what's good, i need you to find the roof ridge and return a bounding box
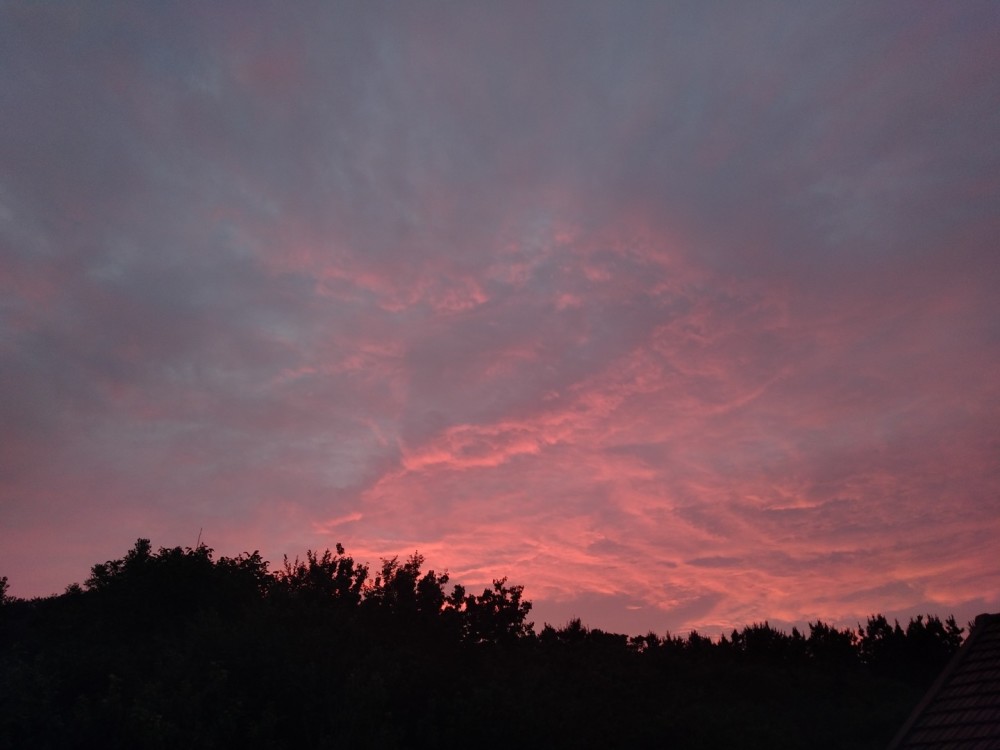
[887,612,1000,749]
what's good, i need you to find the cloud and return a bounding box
[1,1,998,636]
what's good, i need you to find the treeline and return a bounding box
[0,540,968,749]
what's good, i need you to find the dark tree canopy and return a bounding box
[0,539,966,749]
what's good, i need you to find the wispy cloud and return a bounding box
[1,1,997,634]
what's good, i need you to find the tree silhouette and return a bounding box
[0,537,970,749]
[463,577,533,645]
[275,544,367,606]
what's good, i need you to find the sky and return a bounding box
[1,1,998,637]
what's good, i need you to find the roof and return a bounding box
[888,613,1000,749]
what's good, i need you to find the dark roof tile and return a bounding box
[890,614,1000,749]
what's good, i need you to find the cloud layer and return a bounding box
[2,1,998,634]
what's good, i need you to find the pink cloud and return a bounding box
[2,2,997,641]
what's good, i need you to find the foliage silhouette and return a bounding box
[0,538,967,749]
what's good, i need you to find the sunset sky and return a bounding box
[2,2,998,636]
